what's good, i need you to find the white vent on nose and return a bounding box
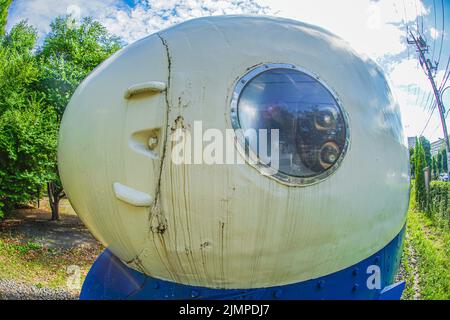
[113,182,153,207]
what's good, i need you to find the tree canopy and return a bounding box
[0,15,122,218]
[0,0,12,35]
[0,22,39,114]
[38,16,122,118]
[0,21,57,216]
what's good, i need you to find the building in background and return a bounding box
[430,138,446,156]
[407,136,416,150]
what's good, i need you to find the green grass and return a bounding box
[400,231,416,300]
[0,237,100,291]
[400,184,450,300]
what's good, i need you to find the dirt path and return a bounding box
[406,236,421,300]
[0,199,102,299]
[0,199,99,250]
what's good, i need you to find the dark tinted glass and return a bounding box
[237,68,347,178]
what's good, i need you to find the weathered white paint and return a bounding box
[124,81,167,99]
[58,15,410,289]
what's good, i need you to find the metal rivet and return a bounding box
[191,290,199,298]
[148,136,158,150]
[317,280,325,289]
[352,284,359,292]
[374,256,380,264]
[273,289,282,299]
[352,268,359,276]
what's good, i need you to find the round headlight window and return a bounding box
[230,64,349,185]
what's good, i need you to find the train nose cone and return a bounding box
[58,15,409,289]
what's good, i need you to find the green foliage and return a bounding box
[414,138,427,210]
[0,22,40,114]
[0,22,55,218]
[0,0,12,35]
[440,148,448,173]
[409,147,415,177]
[14,241,43,254]
[37,15,122,117]
[38,56,85,119]
[437,150,443,174]
[0,104,58,217]
[401,182,450,300]
[0,15,121,219]
[419,136,432,168]
[427,181,449,229]
[432,156,438,179]
[405,206,450,300]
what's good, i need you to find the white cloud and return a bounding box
[7,0,447,141]
[388,58,449,141]
[388,59,431,92]
[99,0,269,44]
[258,0,428,61]
[7,0,269,44]
[6,0,121,38]
[430,27,439,40]
[6,0,420,59]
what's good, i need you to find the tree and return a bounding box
[0,22,56,218]
[409,147,415,177]
[0,104,58,217]
[440,148,448,173]
[0,15,122,220]
[0,22,40,114]
[36,15,122,219]
[414,138,427,210]
[38,16,122,117]
[419,136,432,169]
[437,151,443,174]
[432,156,438,180]
[0,0,12,35]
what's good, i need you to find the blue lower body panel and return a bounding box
[80,225,406,300]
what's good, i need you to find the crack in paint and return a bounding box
[125,33,172,269]
[147,32,173,235]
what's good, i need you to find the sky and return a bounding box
[6,0,450,143]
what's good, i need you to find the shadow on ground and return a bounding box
[0,199,99,250]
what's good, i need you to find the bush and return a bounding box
[0,104,58,217]
[414,138,427,210]
[427,181,450,229]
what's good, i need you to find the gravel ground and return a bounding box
[0,279,77,300]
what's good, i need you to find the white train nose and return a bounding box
[58,15,409,289]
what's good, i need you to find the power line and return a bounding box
[408,30,450,174]
[431,0,437,62]
[435,0,445,69]
[424,91,434,111]
[431,107,450,136]
[420,100,437,136]
[439,56,450,90]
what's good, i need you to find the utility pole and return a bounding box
[408,30,450,176]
